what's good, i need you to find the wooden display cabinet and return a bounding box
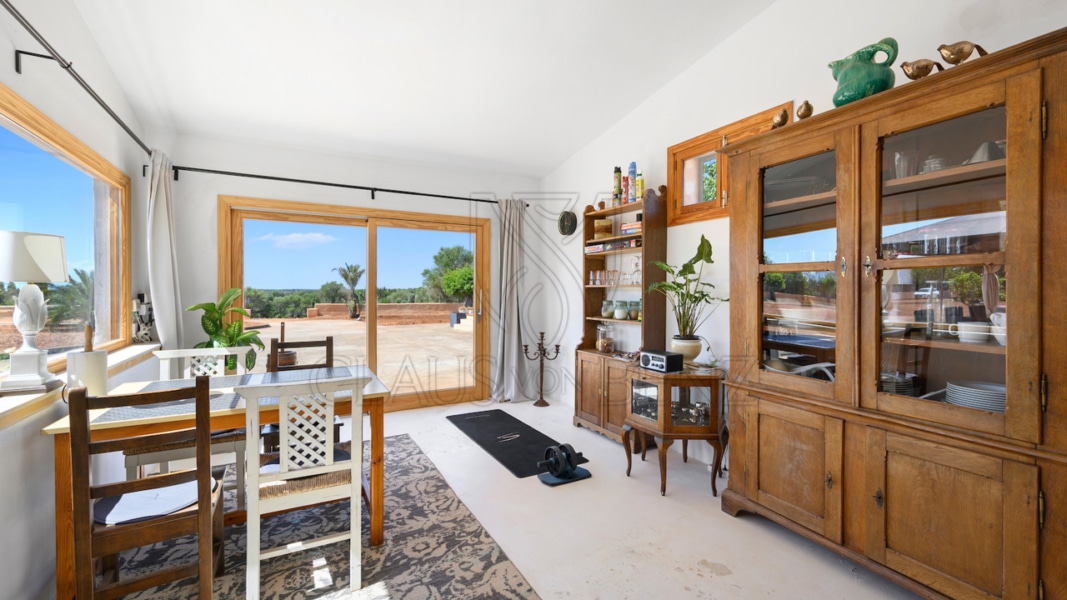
[722,27,1067,599]
[574,191,666,442]
[621,367,723,496]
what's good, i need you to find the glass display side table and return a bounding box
[621,367,723,496]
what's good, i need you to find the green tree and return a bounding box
[318,281,347,304]
[441,265,474,305]
[0,281,17,305]
[421,246,473,302]
[333,263,365,317]
[46,269,93,331]
[702,157,717,203]
[949,270,983,306]
[244,287,270,318]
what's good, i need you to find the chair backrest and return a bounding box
[68,376,215,599]
[267,336,334,372]
[236,375,369,475]
[155,346,252,380]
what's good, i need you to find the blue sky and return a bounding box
[244,220,473,289]
[0,126,94,276]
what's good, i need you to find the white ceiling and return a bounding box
[71,1,773,178]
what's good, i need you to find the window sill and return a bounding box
[0,343,159,430]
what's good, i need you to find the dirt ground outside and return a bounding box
[244,317,476,399]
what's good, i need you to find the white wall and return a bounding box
[537,0,1067,462]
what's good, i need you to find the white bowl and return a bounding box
[992,325,1007,345]
[957,322,990,344]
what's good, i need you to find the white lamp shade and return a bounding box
[0,230,67,283]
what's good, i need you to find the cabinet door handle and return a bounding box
[840,256,846,276]
[825,472,833,489]
[864,256,872,278]
[873,488,884,508]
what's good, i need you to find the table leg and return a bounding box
[640,431,648,461]
[369,400,384,546]
[622,425,633,476]
[707,439,724,497]
[682,439,689,463]
[657,437,673,496]
[54,433,75,600]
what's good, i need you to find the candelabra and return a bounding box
[523,331,560,407]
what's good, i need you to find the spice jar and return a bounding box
[601,300,614,318]
[596,323,614,353]
[629,300,641,320]
[614,300,629,320]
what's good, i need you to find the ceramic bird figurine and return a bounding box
[796,100,813,120]
[938,41,988,65]
[901,59,944,80]
[771,108,789,129]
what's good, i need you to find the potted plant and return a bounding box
[648,234,728,362]
[186,287,264,371]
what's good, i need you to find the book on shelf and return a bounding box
[585,239,642,254]
[620,221,642,231]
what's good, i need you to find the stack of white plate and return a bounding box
[879,372,916,396]
[945,381,1006,413]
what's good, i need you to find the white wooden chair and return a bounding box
[236,375,369,600]
[123,347,255,510]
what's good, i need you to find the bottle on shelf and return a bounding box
[613,166,622,205]
[628,162,637,203]
[636,172,645,201]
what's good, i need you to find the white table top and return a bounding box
[42,366,388,436]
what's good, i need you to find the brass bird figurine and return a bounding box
[796,100,813,120]
[901,59,944,80]
[937,41,988,65]
[771,108,789,129]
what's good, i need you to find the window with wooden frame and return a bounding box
[667,102,793,225]
[0,83,131,381]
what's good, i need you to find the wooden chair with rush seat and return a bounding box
[68,376,224,599]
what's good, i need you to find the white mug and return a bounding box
[990,312,1006,327]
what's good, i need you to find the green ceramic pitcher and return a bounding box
[829,37,898,107]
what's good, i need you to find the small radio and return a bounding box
[639,350,683,373]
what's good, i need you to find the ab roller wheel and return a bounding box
[536,443,592,486]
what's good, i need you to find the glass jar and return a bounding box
[629,300,641,320]
[614,300,628,320]
[601,300,614,318]
[596,323,614,353]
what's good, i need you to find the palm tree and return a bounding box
[333,263,365,318]
[47,268,94,331]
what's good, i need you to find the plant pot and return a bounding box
[670,336,702,363]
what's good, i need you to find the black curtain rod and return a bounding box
[1,0,152,155]
[172,165,504,205]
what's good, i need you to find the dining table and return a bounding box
[42,365,390,600]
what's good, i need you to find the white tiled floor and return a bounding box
[375,400,921,600]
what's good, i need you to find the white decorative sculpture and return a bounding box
[1,231,68,394]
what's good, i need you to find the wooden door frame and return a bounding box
[217,195,491,409]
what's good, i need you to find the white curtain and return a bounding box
[491,198,527,402]
[147,150,184,349]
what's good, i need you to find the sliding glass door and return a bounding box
[219,196,491,409]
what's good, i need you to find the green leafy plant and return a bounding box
[648,234,728,339]
[186,287,264,370]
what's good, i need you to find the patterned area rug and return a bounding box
[121,434,539,599]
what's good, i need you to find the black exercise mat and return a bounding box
[447,409,587,478]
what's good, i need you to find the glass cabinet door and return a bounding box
[757,129,855,403]
[867,73,1042,442]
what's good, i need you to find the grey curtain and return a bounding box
[491,198,527,402]
[147,150,184,349]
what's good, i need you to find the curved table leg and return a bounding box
[622,425,633,476]
[707,439,724,497]
[657,437,674,496]
[640,431,648,461]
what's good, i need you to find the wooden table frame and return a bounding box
[43,369,388,600]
